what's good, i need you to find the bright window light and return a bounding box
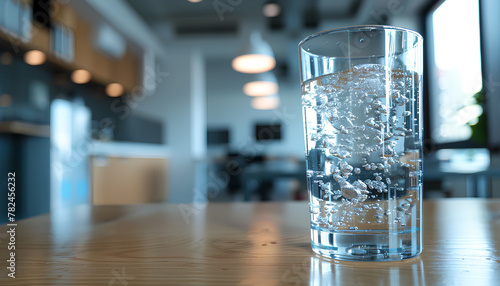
[430,0,482,143]
[51,99,72,154]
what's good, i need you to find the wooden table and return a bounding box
[1,199,500,285]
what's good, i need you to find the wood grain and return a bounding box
[1,199,499,285]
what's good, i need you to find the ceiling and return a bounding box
[125,0,435,74]
[126,0,364,35]
[126,0,275,20]
[125,0,434,30]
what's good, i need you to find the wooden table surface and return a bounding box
[1,199,500,285]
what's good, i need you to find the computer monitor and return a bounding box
[207,128,229,146]
[255,123,282,141]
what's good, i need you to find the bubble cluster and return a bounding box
[303,64,422,231]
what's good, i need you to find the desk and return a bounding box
[1,199,500,285]
[424,150,500,198]
[241,161,306,201]
[424,165,500,198]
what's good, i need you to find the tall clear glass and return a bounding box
[299,26,423,261]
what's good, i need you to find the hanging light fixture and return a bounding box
[71,69,92,84]
[243,72,279,97]
[24,50,46,66]
[263,1,281,17]
[251,94,280,110]
[232,31,276,74]
[106,83,124,97]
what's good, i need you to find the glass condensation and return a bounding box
[299,26,423,261]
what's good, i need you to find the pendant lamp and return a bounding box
[232,31,276,74]
[243,72,279,97]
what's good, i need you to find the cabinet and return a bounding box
[91,156,168,205]
[0,0,140,92]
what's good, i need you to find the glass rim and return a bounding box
[298,25,423,49]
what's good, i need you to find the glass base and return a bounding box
[310,226,421,261]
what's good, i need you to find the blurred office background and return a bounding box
[0,0,499,223]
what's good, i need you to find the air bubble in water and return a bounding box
[353,180,368,192]
[303,63,420,229]
[340,162,354,176]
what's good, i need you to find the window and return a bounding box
[427,0,483,144]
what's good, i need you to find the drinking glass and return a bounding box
[299,25,423,261]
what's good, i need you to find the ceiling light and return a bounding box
[244,81,279,97]
[243,72,279,96]
[106,83,124,97]
[251,95,280,110]
[263,3,281,17]
[232,31,276,74]
[24,50,46,66]
[71,69,92,84]
[187,0,202,2]
[232,55,275,74]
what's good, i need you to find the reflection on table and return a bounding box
[425,149,500,198]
